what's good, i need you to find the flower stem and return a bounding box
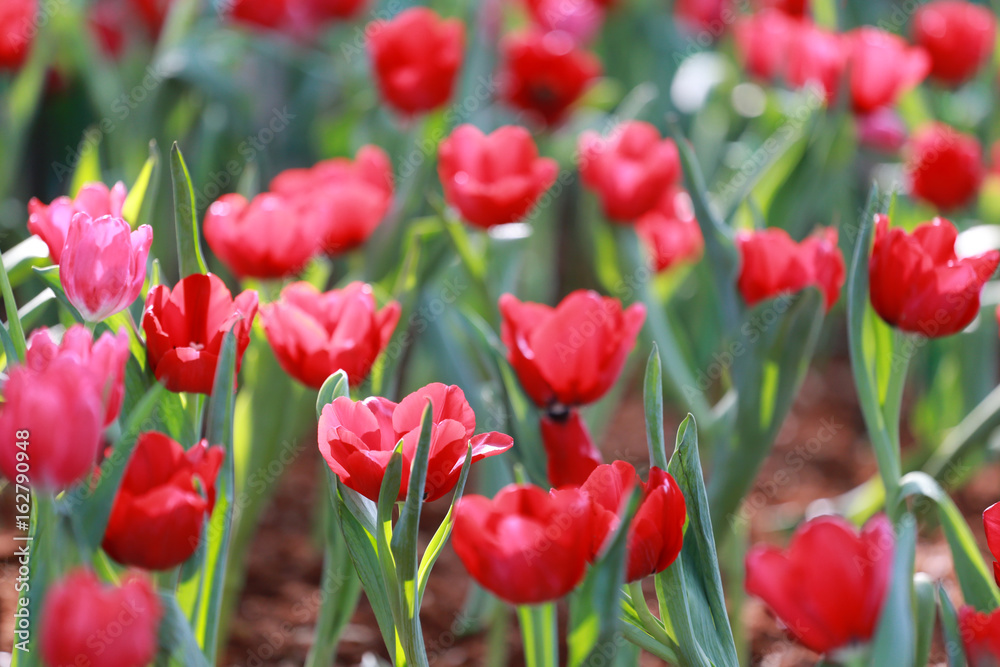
[516,603,558,667]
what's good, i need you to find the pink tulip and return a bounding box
[27,181,127,263]
[60,213,152,322]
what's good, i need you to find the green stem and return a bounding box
[516,603,558,667]
[925,380,1000,482]
[627,582,674,647]
[620,621,681,663]
[0,248,27,361]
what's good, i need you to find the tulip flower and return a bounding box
[270,146,393,254]
[367,8,465,115]
[856,107,908,154]
[636,188,704,273]
[142,273,259,394]
[60,213,152,322]
[674,0,731,35]
[578,121,681,222]
[869,214,999,337]
[437,125,558,229]
[913,1,996,87]
[906,122,984,211]
[306,0,367,21]
[318,383,513,502]
[846,27,930,114]
[523,0,606,43]
[0,327,129,491]
[129,0,171,35]
[984,502,1000,586]
[757,0,808,17]
[959,606,1000,666]
[737,227,845,312]
[40,569,161,667]
[0,0,37,69]
[499,30,602,126]
[452,484,593,604]
[499,291,646,410]
[204,192,325,279]
[102,432,224,570]
[24,325,129,427]
[260,281,401,388]
[745,514,894,654]
[785,22,846,102]
[27,181,128,263]
[540,409,603,488]
[226,0,288,28]
[734,10,798,83]
[581,461,687,582]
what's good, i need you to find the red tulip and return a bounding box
[204,192,324,279]
[984,502,1000,586]
[540,409,603,488]
[437,124,558,229]
[785,22,846,101]
[128,0,172,35]
[734,10,798,83]
[27,181,128,264]
[499,291,646,409]
[674,0,731,35]
[142,273,259,394]
[959,606,1000,666]
[304,0,368,21]
[452,484,592,604]
[636,188,704,273]
[737,227,845,312]
[0,0,37,69]
[260,281,401,388]
[913,1,996,87]
[367,8,465,115]
[270,146,393,254]
[103,433,224,570]
[499,30,602,126]
[24,325,129,427]
[906,122,984,211]
[581,461,687,582]
[227,0,288,28]
[89,0,128,58]
[746,514,894,654]
[578,121,681,222]
[318,383,513,502]
[846,27,930,114]
[523,0,606,43]
[856,107,908,154]
[869,214,999,337]
[756,0,808,17]
[60,213,152,322]
[0,326,128,490]
[40,569,161,667]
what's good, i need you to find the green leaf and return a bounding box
[170,143,208,278]
[417,443,472,601]
[643,344,669,469]
[0,246,27,361]
[316,370,351,417]
[122,141,161,228]
[897,472,1000,611]
[376,442,405,655]
[658,416,739,667]
[913,574,936,667]
[4,236,49,288]
[938,584,968,667]
[69,129,102,197]
[869,514,916,667]
[157,594,211,667]
[32,265,84,322]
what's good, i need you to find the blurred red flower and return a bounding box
[0,0,37,69]
[959,606,1000,666]
[984,502,1000,585]
[499,290,646,409]
[913,0,996,87]
[578,121,681,222]
[142,273,259,394]
[746,514,894,654]
[845,27,930,113]
[906,122,984,211]
[438,124,558,228]
[368,8,465,116]
[270,146,393,254]
[261,281,400,388]
[204,192,325,279]
[581,461,687,582]
[28,181,128,263]
[129,0,172,35]
[41,569,161,667]
[636,188,704,273]
[499,30,601,126]
[452,484,592,604]
[227,0,290,29]
[869,214,999,337]
[540,409,603,488]
[305,0,368,21]
[318,383,513,502]
[103,432,224,570]
[61,213,152,322]
[736,227,845,312]
[523,0,606,43]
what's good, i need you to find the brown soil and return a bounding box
[1,360,996,666]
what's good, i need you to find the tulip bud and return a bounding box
[367,8,465,116]
[452,484,593,604]
[745,514,894,654]
[0,0,38,70]
[984,502,1000,586]
[846,27,930,113]
[40,569,161,667]
[636,188,704,273]
[260,281,400,388]
[906,122,984,211]
[27,181,128,263]
[438,125,558,229]
[913,0,996,88]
